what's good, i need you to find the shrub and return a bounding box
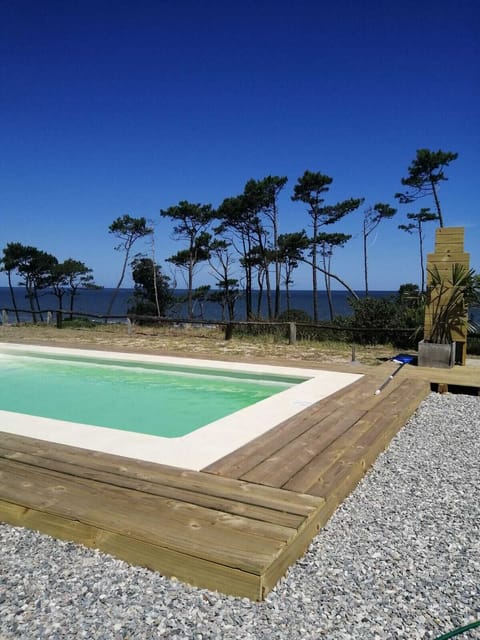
[277,309,312,323]
[231,321,287,342]
[344,296,417,347]
[61,317,98,329]
[467,332,480,355]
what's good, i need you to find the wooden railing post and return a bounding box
[288,322,296,345]
[225,322,234,341]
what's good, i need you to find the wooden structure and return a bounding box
[0,363,434,600]
[424,227,470,364]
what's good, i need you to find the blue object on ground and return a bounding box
[374,354,415,395]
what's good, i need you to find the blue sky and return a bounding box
[1,0,478,291]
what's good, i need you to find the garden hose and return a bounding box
[433,619,480,640]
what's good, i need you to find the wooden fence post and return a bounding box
[288,322,296,345]
[225,323,234,341]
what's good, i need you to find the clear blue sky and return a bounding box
[1,0,478,291]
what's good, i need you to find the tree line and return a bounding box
[0,149,458,323]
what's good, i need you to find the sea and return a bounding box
[1,287,479,324]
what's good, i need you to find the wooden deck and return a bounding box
[1,358,478,600]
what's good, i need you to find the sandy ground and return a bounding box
[0,322,399,367]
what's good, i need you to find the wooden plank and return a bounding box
[260,500,331,598]
[203,376,374,478]
[426,261,469,274]
[204,369,406,481]
[436,226,464,233]
[349,386,428,464]
[429,249,468,257]
[282,378,425,493]
[434,239,465,245]
[0,500,263,600]
[431,240,466,250]
[282,410,384,493]
[0,447,308,530]
[308,379,429,502]
[434,227,465,243]
[307,459,367,522]
[0,455,297,551]
[209,375,413,492]
[239,407,366,487]
[0,432,320,517]
[426,259,469,271]
[451,328,467,341]
[0,458,294,574]
[203,405,337,479]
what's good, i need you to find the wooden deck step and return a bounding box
[241,378,427,491]
[239,405,367,487]
[304,378,430,522]
[204,375,429,510]
[0,433,325,600]
[203,374,376,479]
[0,433,319,519]
[204,368,414,481]
[283,377,429,494]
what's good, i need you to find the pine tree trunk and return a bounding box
[363,224,369,296]
[430,178,444,227]
[419,222,426,293]
[312,220,319,322]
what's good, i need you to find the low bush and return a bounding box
[61,317,98,329]
[277,309,312,323]
[335,296,420,348]
[467,333,480,355]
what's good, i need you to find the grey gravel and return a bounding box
[1,392,479,639]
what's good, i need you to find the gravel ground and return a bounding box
[1,392,479,640]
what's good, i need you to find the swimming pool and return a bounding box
[0,350,301,437]
[0,344,363,470]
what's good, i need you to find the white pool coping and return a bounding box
[0,343,363,471]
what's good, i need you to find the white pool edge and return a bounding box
[0,343,363,471]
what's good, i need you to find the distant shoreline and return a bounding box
[1,287,478,324]
[0,287,399,323]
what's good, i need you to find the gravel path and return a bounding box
[1,392,479,639]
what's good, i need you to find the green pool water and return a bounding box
[0,351,304,437]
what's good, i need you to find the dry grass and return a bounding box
[0,322,400,367]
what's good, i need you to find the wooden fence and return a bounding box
[1,307,419,347]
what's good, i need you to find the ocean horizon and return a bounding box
[1,286,479,324]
